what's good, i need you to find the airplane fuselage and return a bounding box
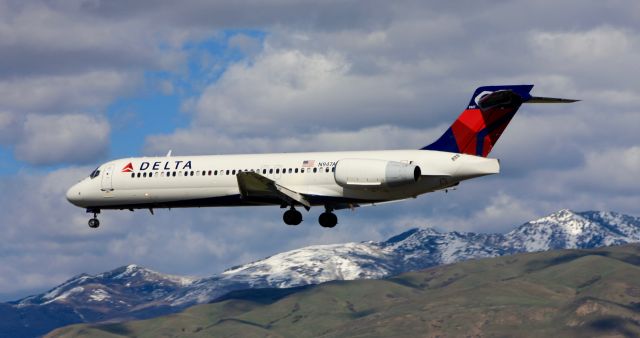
[66,149,498,211]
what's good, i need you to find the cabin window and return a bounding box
[276,169,280,174]
[232,170,236,175]
[269,169,273,174]
[263,169,267,174]
[294,168,298,173]
[313,168,317,173]
[143,172,147,178]
[214,170,218,176]
[89,167,100,179]
[332,167,336,172]
[131,173,135,178]
[190,171,195,176]
[325,167,329,173]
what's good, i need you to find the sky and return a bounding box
[0,0,638,300]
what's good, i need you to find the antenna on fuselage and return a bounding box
[166,150,172,157]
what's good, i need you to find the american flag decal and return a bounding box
[302,160,315,167]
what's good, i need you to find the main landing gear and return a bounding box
[282,206,338,228]
[283,207,303,226]
[318,208,338,228]
[87,208,100,228]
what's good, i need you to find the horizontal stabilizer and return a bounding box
[527,96,580,104]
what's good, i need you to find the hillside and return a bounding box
[49,243,640,337]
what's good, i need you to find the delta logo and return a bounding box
[122,162,134,172]
[121,160,193,173]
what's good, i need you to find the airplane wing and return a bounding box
[236,172,311,210]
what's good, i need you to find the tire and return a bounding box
[283,209,302,226]
[88,218,100,228]
[318,212,338,228]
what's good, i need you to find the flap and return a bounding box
[236,172,311,210]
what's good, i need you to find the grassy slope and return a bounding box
[48,244,640,338]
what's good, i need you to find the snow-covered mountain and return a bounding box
[3,209,639,337]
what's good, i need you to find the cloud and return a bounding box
[0,71,139,114]
[529,26,640,89]
[14,114,110,165]
[144,124,443,156]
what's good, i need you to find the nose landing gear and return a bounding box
[87,208,100,228]
[283,207,303,226]
[88,217,100,228]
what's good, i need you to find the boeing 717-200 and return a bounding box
[66,85,576,228]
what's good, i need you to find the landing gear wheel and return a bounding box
[283,208,303,226]
[88,218,100,228]
[318,212,338,228]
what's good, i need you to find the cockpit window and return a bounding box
[89,167,101,179]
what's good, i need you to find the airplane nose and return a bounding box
[66,184,82,206]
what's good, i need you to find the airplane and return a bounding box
[66,85,576,229]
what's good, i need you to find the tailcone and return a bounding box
[454,154,500,179]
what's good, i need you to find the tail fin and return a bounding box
[422,85,577,157]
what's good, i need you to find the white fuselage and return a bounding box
[66,149,499,211]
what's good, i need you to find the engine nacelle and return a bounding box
[334,159,421,188]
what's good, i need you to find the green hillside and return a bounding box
[48,244,640,337]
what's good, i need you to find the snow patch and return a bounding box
[43,287,84,305]
[89,289,111,302]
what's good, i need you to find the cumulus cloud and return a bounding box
[14,114,110,165]
[0,71,139,114]
[145,124,443,156]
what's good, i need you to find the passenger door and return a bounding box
[101,165,114,191]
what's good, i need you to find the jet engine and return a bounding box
[334,159,421,188]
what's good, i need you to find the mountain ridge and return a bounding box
[2,209,639,337]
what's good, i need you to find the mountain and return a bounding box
[0,265,197,338]
[49,243,640,338]
[3,209,640,337]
